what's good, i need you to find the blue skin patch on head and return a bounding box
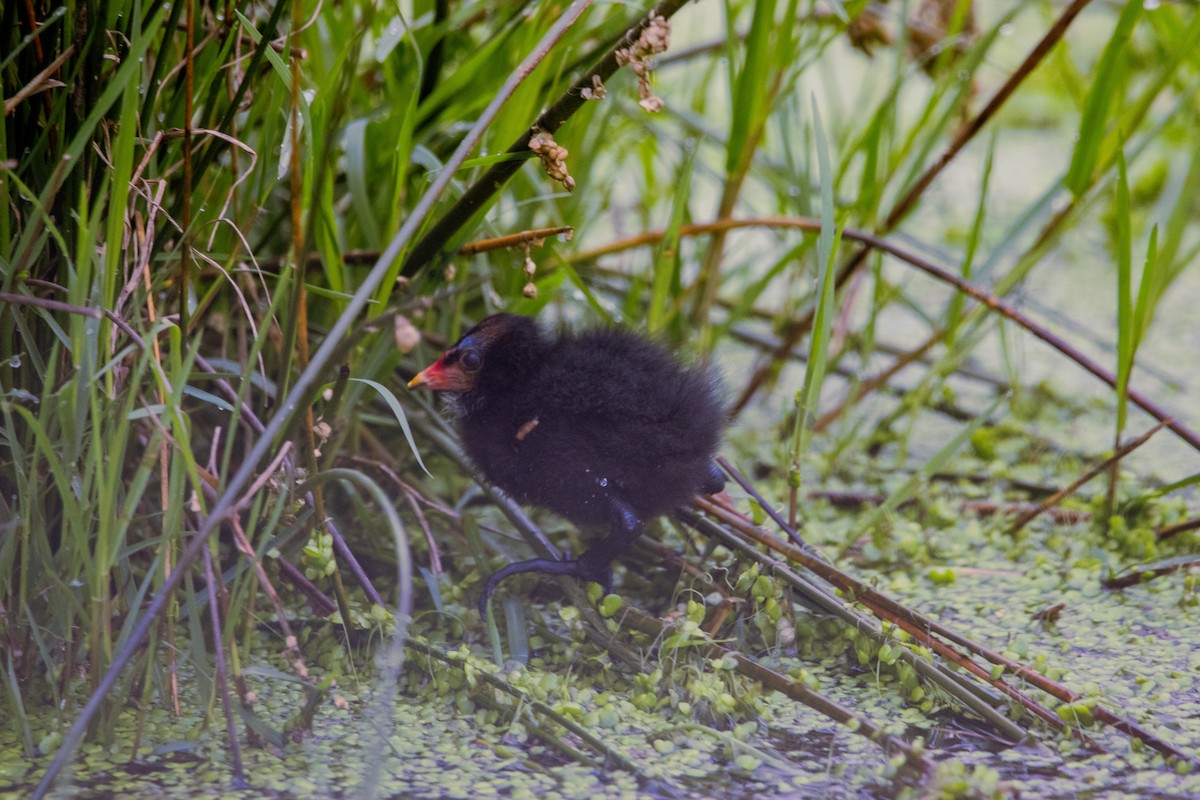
[446,333,485,369]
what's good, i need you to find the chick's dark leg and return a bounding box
[575,497,643,594]
[477,497,642,617]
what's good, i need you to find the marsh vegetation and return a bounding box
[2,0,1199,797]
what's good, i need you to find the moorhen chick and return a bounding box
[408,313,726,614]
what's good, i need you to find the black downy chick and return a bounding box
[408,314,726,614]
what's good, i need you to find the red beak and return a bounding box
[408,356,473,391]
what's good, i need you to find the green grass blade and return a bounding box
[350,378,432,476]
[1065,0,1141,197]
[788,97,840,494]
[1114,148,1133,435]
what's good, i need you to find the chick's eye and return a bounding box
[458,349,483,372]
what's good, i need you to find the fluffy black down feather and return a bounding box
[450,314,726,526]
